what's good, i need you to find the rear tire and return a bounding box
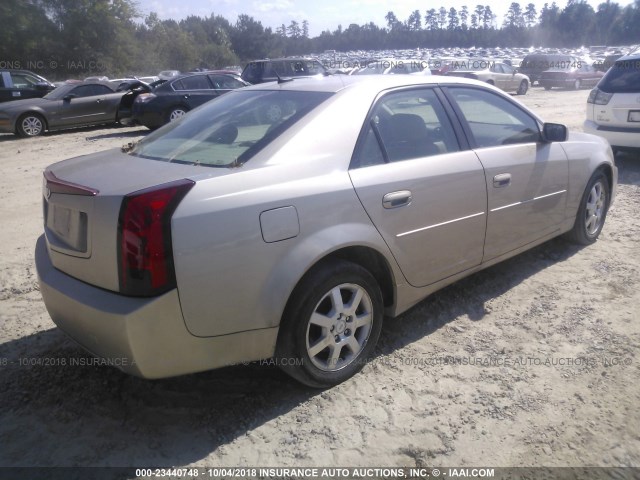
[565,171,610,245]
[276,260,383,388]
[167,107,188,123]
[16,113,45,137]
[517,80,528,95]
[543,84,552,90]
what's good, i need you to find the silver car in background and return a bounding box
[36,75,616,388]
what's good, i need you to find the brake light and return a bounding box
[587,88,613,105]
[118,179,194,296]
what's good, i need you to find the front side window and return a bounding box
[70,85,99,97]
[10,73,39,89]
[130,90,332,168]
[352,88,459,168]
[449,87,541,147]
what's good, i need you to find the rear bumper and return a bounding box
[35,235,278,379]
[131,106,164,129]
[584,120,640,149]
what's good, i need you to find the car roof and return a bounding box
[240,73,498,93]
[168,72,232,82]
[617,52,640,61]
[59,81,116,91]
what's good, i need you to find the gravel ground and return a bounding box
[0,87,638,471]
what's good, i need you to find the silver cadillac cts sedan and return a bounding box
[36,75,617,387]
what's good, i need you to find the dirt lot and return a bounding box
[0,88,639,470]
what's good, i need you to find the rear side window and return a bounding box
[599,59,640,93]
[70,85,98,97]
[352,88,459,168]
[449,87,541,147]
[288,60,325,76]
[173,75,211,91]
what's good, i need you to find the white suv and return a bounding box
[584,52,640,152]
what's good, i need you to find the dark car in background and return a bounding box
[0,81,138,137]
[0,69,55,103]
[540,63,604,90]
[518,54,581,85]
[131,72,249,129]
[241,58,328,84]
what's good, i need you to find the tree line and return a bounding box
[1,0,639,80]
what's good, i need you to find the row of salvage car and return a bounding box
[0,51,624,138]
[0,70,250,137]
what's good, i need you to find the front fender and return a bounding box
[561,132,616,225]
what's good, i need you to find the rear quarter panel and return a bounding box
[171,83,405,338]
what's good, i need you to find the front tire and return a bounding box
[17,113,45,137]
[276,260,383,388]
[565,171,610,245]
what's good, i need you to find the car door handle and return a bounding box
[493,173,511,188]
[382,190,412,209]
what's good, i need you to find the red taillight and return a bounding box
[118,179,195,296]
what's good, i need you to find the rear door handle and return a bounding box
[493,173,511,188]
[382,190,412,209]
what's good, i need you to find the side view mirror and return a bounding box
[542,122,568,142]
[63,94,77,102]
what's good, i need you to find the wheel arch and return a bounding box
[595,162,615,205]
[264,233,401,334]
[16,110,48,133]
[304,245,396,309]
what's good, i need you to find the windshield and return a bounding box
[130,90,332,167]
[43,84,76,100]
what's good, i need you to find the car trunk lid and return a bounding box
[42,148,215,293]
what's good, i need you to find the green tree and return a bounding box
[447,7,460,30]
[407,10,422,30]
[230,14,270,60]
[460,6,469,29]
[425,9,438,29]
[504,2,525,28]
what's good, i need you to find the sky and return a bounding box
[136,0,634,38]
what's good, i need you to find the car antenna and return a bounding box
[274,70,293,84]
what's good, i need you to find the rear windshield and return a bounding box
[599,59,640,93]
[242,60,326,82]
[130,90,332,167]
